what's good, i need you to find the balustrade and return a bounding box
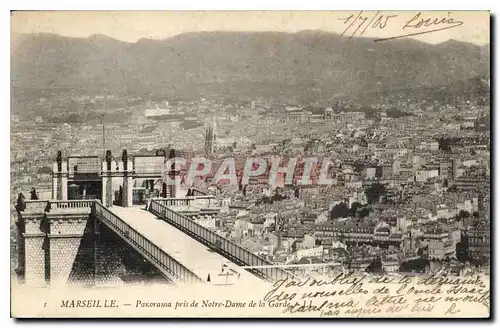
[93,202,203,284]
[150,199,291,282]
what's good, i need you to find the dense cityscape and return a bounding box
[11,77,491,278]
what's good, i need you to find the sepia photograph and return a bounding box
[9,10,491,318]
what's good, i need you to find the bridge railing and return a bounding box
[93,202,204,285]
[15,200,96,212]
[151,196,217,208]
[191,189,208,196]
[150,199,292,282]
[50,200,95,209]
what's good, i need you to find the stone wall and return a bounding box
[15,205,169,286]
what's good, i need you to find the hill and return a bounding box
[352,75,490,106]
[11,31,489,104]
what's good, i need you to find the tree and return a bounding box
[256,196,272,205]
[350,202,362,217]
[271,188,285,202]
[454,210,470,222]
[458,210,470,218]
[358,207,371,218]
[438,138,450,151]
[386,107,413,118]
[365,183,387,204]
[330,202,350,219]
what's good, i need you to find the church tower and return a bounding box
[204,117,216,157]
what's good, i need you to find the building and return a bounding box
[51,149,185,207]
[362,168,377,179]
[315,220,403,248]
[415,169,439,182]
[467,221,490,265]
[427,239,456,260]
[144,104,170,118]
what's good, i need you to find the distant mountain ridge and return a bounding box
[11,31,490,103]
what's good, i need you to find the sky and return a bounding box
[11,11,490,45]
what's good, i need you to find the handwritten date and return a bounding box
[339,11,397,40]
[338,11,464,42]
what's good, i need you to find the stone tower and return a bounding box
[121,150,133,207]
[52,151,68,200]
[15,202,90,286]
[102,150,114,207]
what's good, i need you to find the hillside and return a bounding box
[352,75,490,106]
[11,31,489,104]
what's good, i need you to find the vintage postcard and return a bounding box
[10,11,490,318]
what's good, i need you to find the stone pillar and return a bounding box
[122,176,128,207]
[126,175,133,206]
[46,210,89,286]
[107,174,113,206]
[122,159,133,207]
[167,149,181,199]
[111,160,120,205]
[15,220,25,278]
[19,202,49,286]
[120,151,133,207]
[60,162,68,201]
[52,163,58,200]
[101,162,107,206]
[23,230,47,286]
[103,158,115,207]
[169,174,181,198]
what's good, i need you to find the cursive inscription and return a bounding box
[261,273,490,317]
[338,11,464,42]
